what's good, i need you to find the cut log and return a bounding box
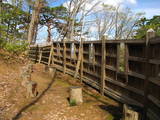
[69,86,83,105]
[123,104,140,120]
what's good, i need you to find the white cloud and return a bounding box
[127,0,137,4]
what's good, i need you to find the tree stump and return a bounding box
[49,67,56,78]
[44,65,49,72]
[123,104,140,120]
[21,64,38,98]
[69,86,83,105]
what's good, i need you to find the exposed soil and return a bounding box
[0,55,122,120]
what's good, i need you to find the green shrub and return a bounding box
[0,38,6,48]
[4,41,28,54]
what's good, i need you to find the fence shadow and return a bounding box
[12,71,57,120]
[99,105,123,120]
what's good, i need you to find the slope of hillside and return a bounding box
[0,51,121,120]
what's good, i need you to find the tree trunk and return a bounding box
[70,86,83,105]
[27,0,43,45]
[47,22,52,43]
[33,25,38,44]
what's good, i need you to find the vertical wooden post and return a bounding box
[74,43,82,78]
[35,45,39,63]
[101,36,106,95]
[63,42,66,74]
[116,43,120,81]
[48,44,54,66]
[124,43,129,84]
[80,39,84,83]
[38,48,42,63]
[51,43,55,66]
[144,28,155,119]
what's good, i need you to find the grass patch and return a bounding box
[106,114,114,120]
[27,105,40,111]
[55,79,70,87]
[69,99,77,106]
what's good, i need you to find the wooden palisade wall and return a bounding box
[29,37,160,120]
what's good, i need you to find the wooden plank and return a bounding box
[83,60,101,67]
[149,59,160,64]
[104,87,143,107]
[149,77,160,86]
[105,77,144,96]
[128,71,145,79]
[41,56,49,59]
[106,65,117,71]
[148,95,160,108]
[82,76,100,89]
[129,56,146,62]
[83,69,100,78]
[66,62,76,68]
[53,59,63,64]
[41,51,51,53]
[28,54,36,57]
[41,61,48,65]
[147,109,160,120]
[106,54,117,58]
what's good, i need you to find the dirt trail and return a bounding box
[0,59,122,120]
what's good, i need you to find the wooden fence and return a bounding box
[28,36,160,120]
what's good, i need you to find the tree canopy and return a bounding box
[135,16,160,39]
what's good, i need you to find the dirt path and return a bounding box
[0,61,122,120]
